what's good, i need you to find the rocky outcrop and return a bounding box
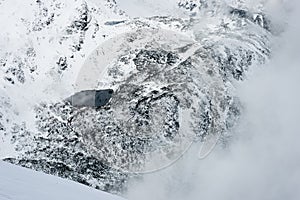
[1,0,273,196]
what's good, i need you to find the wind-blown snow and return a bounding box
[0,161,125,200]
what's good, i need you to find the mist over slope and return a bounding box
[126,1,300,200]
[1,0,298,199]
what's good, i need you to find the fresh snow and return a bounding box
[0,161,126,200]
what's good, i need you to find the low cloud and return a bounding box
[126,1,300,200]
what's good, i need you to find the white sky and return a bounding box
[115,0,183,17]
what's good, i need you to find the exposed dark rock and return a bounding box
[229,7,273,32]
[57,57,68,71]
[104,20,126,26]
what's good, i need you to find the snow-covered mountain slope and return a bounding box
[0,161,125,200]
[0,0,279,196]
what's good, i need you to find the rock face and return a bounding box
[0,0,274,196]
